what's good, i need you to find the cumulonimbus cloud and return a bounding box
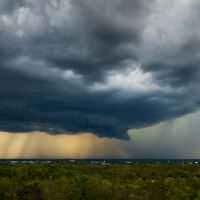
[0,0,200,140]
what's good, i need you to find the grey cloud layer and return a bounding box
[0,0,200,140]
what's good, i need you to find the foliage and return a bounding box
[0,162,200,199]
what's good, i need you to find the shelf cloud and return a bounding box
[0,0,200,140]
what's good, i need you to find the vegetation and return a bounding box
[1,162,200,199]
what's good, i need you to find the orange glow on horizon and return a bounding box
[0,131,131,159]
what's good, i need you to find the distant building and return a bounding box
[10,161,18,164]
[102,162,110,165]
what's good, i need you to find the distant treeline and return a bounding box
[1,162,200,199]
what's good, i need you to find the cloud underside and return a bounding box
[0,0,200,140]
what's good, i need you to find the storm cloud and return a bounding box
[0,0,200,140]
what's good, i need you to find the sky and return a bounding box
[0,0,200,158]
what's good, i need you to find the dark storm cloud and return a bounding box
[141,39,200,87]
[0,0,25,14]
[142,60,200,87]
[0,0,200,140]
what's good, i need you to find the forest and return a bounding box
[1,161,200,200]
